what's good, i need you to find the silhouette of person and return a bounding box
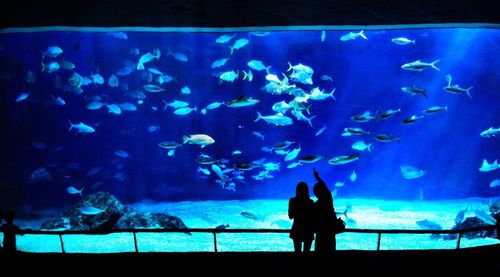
[0,211,22,254]
[288,181,314,253]
[312,168,336,254]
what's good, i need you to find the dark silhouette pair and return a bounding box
[288,168,336,254]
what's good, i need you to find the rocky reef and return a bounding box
[41,192,188,232]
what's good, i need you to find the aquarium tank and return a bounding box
[0,25,498,253]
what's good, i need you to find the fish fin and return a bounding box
[254,112,262,122]
[266,66,272,74]
[431,59,440,71]
[359,30,368,39]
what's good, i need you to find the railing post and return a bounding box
[456,232,462,250]
[58,234,65,254]
[377,232,381,251]
[133,231,138,253]
[213,231,218,253]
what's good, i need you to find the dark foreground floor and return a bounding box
[2,244,499,273]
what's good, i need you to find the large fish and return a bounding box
[182,134,215,148]
[254,112,293,126]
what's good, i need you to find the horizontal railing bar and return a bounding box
[19,225,496,235]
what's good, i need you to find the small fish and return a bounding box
[480,127,500,138]
[340,30,367,41]
[147,125,160,132]
[181,86,191,95]
[315,125,327,136]
[66,186,84,196]
[114,150,129,158]
[320,75,333,81]
[42,46,63,59]
[350,170,357,182]
[68,121,95,133]
[321,30,326,42]
[78,206,106,215]
[423,106,448,114]
[252,131,265,140]
[401,59,440,71]
[182,134,215,148]
[351,140,372,152]
[229,38,249,55]
[216,34,236,44]
[391,37,415,45]
[402,115,424,124]
[15,92,30,102]
[490,179,500,188]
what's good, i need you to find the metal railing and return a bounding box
[16,225,498,253]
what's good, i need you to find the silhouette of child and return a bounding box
[288,181,314,253]
[0,211,21,253]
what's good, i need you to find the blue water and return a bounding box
[0,27,499,212]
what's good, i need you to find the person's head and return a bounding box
[3,211,14,223]
[296,181,309,199]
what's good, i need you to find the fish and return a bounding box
[106,104,122,115]
[168,50,188,62]
[180,86,191,95]
[68,121,95,133]
[240,210,258,220]
[182,134,215,148]
[400,165,426,179]
[211,58,229,69]
[42,46,63,59]
[480,127,500,138]
[401,84,428,99]
[350,170,357,182]
[375,134,400,143]
[328,154,360,165]
[158,141,182,149]
[41,61,60,73]
[342,127,369,136]
[114,150,129,158]
[423,106,447,114]
[479,159,500,172]
[163,100,189,110]
[391,37,415,45]
[252,131,265,140]
[340,30,367,41]
[219,70,239,82]
[226,96,260,108]
[247,60,271,73]
[272,101,292,114]
[315,125,327,136]
[284,144,301,161]
[377,109,401,120]
[147,125,160,132]
[489,179,500,188]
[174,106,197,115]
[351,140,372,152]
[401,115,424,124]
[143,84,165,93]
[272,141,294,150]
[108,74,119,87]
[137,48,161,70]
[401,59,440,71]
[106,32,128,39]
[229,38,249,54]
[215,34,236,44]
[198,167,211,175]
[254,112,293,126]
[443,74,472,99]
[321,30,326,42]
[15,92,30,102]
[320,75,333,81]
[66,186,84,196]
[298,155,324,164]
[351,111,375,122]
[416,219,442,230]
[78,206,106,215]
[243,70,253,81]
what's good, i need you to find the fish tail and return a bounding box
[254,112,262,122]
[307,115,317,128]
[330,88,336,100]
[266,66,272,74]
[287,62,293,72]
[431,59,440,71]
[243,70,248,80]
[68,120,74,132]
[422,90,428,99]
[367,143,372,152]
[467,87,473,99]
[182,135,189,144]
[359,30,368,39]
[229,46,234,55]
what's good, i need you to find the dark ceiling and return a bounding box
[0,0,498,28]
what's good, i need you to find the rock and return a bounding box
[40,192,188,233]
[115,211,189,234]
